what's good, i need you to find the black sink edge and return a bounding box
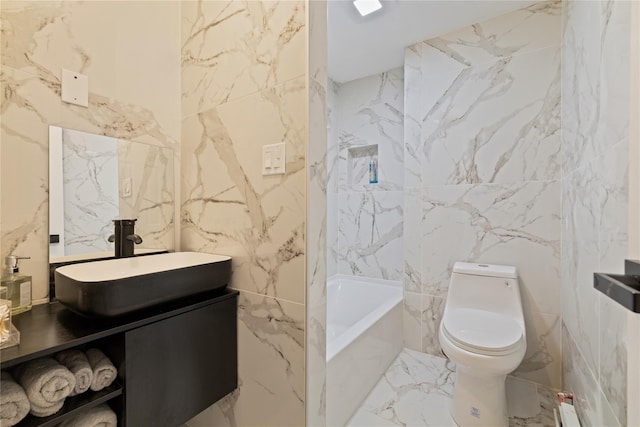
[594,259,640,313]
[55,259,231,318]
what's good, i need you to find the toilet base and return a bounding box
[450,365,508,427]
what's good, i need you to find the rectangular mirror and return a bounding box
[48,126,175,263]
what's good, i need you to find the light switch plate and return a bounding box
[61,69,89,107]
[122,178,132,198]
[262,143,286,175]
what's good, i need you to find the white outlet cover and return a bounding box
[61,69,89,107]
[262,143,286,175]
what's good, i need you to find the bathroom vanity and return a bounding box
[0,289,238,427]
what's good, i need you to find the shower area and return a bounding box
[324,0,567,424]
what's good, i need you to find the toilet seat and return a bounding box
[442,308,523,356]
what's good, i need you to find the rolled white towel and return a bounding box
[28,399,65,418]
[0,371,30,426]
[13,357,75,417]
[58,404,117,427]
[55,350,93,396]
[85,349,116,392]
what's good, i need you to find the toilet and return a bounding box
[439,262,526,427]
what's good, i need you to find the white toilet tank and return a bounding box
[446,262,524,326]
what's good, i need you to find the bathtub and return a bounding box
[326,275,403,426]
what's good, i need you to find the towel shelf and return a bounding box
[16,383,122,427]
[2,289,238,427]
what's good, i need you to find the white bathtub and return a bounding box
[326,275,403,426]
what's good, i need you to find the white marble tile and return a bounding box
[308,0,327,89]
[561,236,600,375]
[337,68,404,192]
[561,0,602,175]
[562,324,621,427]
[181,0,306,117]
[422,181,561,309]
[512,311,561,389]
[327,191,339,279]
[595,0,630,155]
[327,80,341,195]
[597,140,628,244]
[421,47,561,186]
[505,377,540,421]
[181,78,306,304]
[403,291,422,352]
[307,75,327,427]
[349,349,558,427]
[403,44,422,190]
[337,191,403,281]
[350,349,456,427]
[421,294,445,358]
[561,163,600,375]
[402,188,421,293]
[420,1,561,77]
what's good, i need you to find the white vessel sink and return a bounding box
[55,252,232,318]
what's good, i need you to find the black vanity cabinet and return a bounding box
[125,296,237,426]
[1,290,238,427]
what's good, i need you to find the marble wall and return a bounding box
[328,68,404,282]
[306,1,328,425]
[561,1,630,426]
[0,1,180,301]
[403,1,563,389]
[180,1,320,426]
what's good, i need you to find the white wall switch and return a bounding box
[262,143,286,175]
[122,177,132,198]
[61,69,89,107]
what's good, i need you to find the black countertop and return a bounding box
[1,289,238,369]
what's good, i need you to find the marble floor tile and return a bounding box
[347,349,557,427]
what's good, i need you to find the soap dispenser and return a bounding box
[1,256,32,315]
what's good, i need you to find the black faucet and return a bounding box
[108,219,143,258]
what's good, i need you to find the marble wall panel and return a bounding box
[181,0,306,119]
[403,291,422,352]
[421,181,560,304]
[306,2,328,422]
[337,68,404,192]
[337,191,403,281]
[181,78,306,304]
[561,1,631,425]
[421,47,560,186]
[327,80,340,279]
[0,1,180,301]
[403,45,423,191]
[420,1,561,77]
[563,324,621,427]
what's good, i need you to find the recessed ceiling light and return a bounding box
[353,0,382,17]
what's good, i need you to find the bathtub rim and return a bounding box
[326,275,403,362]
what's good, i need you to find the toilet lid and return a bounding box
[442,308,523,355]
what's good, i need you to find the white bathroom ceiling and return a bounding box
[328,0,540,83]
